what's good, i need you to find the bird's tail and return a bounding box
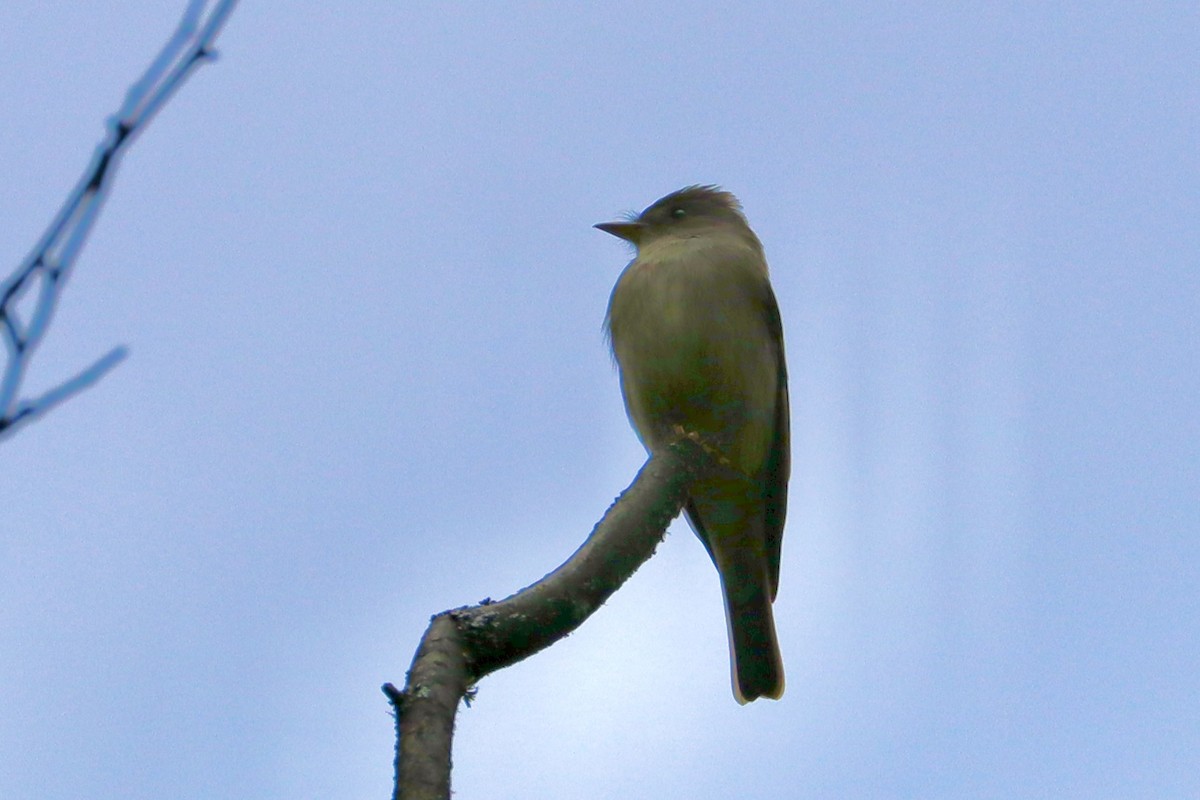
[718,549,785,704]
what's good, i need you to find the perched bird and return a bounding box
[598,185,789,703]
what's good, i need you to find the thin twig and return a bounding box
[0,0,239,442]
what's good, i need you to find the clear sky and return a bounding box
[2,3,1197,798]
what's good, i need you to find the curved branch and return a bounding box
[384,439,706,800]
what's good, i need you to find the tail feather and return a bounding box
[685,473,785,703]
[721,561,785,704]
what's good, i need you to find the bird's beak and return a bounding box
[594,220,646,244]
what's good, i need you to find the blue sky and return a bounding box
[2,3,1197,798]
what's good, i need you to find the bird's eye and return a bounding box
[671,207,687,219]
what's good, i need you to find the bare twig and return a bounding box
[385,440,707,800]
[0,0,239,442]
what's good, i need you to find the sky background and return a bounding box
[2,2,1197,798]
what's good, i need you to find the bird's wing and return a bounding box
[760,282,789,600]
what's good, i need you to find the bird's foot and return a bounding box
[670,424,734,468]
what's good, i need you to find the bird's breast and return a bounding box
[607,239,778,473]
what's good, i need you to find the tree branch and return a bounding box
[384,439,707,800]
[0,0,239,442]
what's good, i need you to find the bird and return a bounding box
[597,185,789,703]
